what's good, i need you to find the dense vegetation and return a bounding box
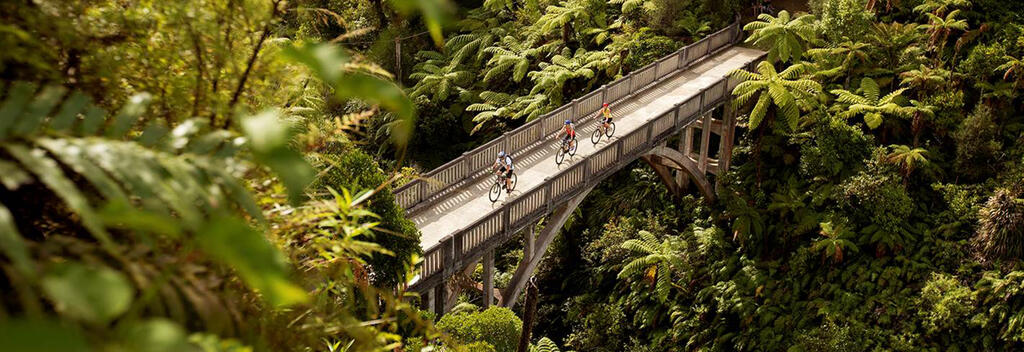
[521,0,1024,351]
[3,0,1024,351]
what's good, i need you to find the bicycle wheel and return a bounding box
[508,173,517,192]
[591,128,602,145]
[568,137,578,156]
[605,122,616,138]
[489,182,501,202]
[555,145,566,165]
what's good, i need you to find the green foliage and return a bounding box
[618,230,687,303]
[799,114,874,180]
[40,262,134,325]
[812,0,875,43]
[623,28,680,70]
[743,10,819,63]
[437,306,524,352]
[311,147,420,287]
[830,77,908,130]
[953,105,1002,181]
[975,186,1024,261]
[529,48,607,104]
[918,273,975,333]
[531,337,571,352]
[730,61,823,131]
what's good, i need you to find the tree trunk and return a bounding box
[562,22,572,48]
[516,280,538,352]
[225,0,280,128]
[370,0,387,32]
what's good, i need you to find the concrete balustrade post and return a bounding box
[601,85,608,106]
[462,152,472,181]
[417,180,426,206]
[673,103,681,128]
[583,159,591,187]
[543,178,552,210]
[571,98,579,121]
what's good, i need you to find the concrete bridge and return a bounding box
[393,21,767,314]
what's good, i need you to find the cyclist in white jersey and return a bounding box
[493,151,514,191]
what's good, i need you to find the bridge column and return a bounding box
[675,135,690,190]
[718,105,736,173]
[433,284,445,316]
[483,250,495,308]
[502,185,596,307]
[699,113,712,172]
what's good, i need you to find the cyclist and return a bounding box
[598,103,613,132]
[493,151,514,192]
[561,119,576,150]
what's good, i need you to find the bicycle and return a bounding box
[591,120,616,144]
[488,170,517,202]
[555,135,578,165]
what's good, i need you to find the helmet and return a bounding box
[603,103,609,107]
[498,151,506,158]
[564,120,572,125]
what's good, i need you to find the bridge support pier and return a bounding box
[501,185,596,307]
[644,104,738,201]
[483,250,494,308]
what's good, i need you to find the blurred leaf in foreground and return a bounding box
[41,262,134,325]
[282,42,416,150]
[196,216,309,306]
[241,110,315,205]
[0,319,91,352]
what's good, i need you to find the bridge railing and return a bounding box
[413,50,769,290]
[394,19,744,214]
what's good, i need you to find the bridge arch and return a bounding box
[642,145,715,202]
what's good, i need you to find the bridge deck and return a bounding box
[410,46,764,251]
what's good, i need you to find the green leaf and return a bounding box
[37,138,130,204]
[0,319,90,352]
[333,71,416,147]
[281,43,349,84]
[5,144,115,248]
[51,91,89,131]
[117,319,194,352]
[137,121,170,147]
[0,159,32,190]
[240,111,313,205]
[282,43,416,149]
[107,93,152,138]
[195,217,308,306]
[15,85,66,135]
[390,0,452,47]
[99,201,183,239]
[41,262,134,325]
[0,202,34,277]
[79,104,107,136]
[864,113,883,129]
[0,82,38,138]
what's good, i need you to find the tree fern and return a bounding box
[743,10,818,63]
[0,81,313,306]
[618,231,686,303]
[729,61,821,131]
[829,77,908,129]
[528,48,606,104]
